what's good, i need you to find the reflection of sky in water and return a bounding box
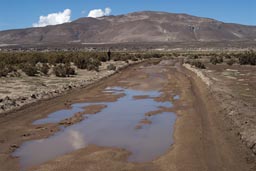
[173,95,180,100]
[33,87,161,125]
[14,87,176,169]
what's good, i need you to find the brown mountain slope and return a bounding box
[0,11,256,45]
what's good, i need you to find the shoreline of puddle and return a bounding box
[13,86,179,169]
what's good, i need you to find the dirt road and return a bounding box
[0,59,255,171]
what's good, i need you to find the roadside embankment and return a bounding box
[183,63,256,155]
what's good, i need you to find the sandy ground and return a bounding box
[0,59,255,171]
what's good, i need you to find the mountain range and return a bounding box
[0,11,256,46]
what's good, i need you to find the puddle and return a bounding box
[173,95,180,100]
[13,87,177,169]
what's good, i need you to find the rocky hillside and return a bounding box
[0,11,256,45]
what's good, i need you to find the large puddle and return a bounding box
[13,87,177,169]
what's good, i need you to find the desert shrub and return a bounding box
[126,54,140,61]
[193,55,199,59]
[20,63,38,76]
[238,51,256,65]
[218,56,224,63]
[0,63,17,77]
[30,53,48,64]
[210,57,218,65]
[53,64,76,77]
[226,59,236,66]
[210,56,223,65]
[65,65,76,76]
[87,63,100,72]
[39,63,50,75]
[172,53,178,57]
[111,53,141,61]
[191,61,206,69]
[224,54,232,59]
[47,52,71,65]
[131,57,139,61]
[189,54,200,59]
[107,64,116,71]
[112,54,122,61]
[152,53,162,58]
[184,60,191,64]
[140,53,151,59]
[74,57,88,69]
[53,65,66,77]
[187,54,201,59]
[99,56,108,62]
[74,57,101,71]
[0,67,9,77]
[86,58,101,72]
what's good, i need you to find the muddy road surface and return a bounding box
[0,59,255,171]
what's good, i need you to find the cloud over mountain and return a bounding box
[33,9,71,27]
[1,11,256,45]
[88,8,111,18]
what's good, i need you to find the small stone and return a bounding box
[31,94,36,99]
[10,144,19,148]
[21,97,27,101]
[22,133,31,137]
[4,96,11,101]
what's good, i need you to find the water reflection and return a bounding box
[14,87,176,169]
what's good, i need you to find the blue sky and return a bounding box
[0,0,255,30]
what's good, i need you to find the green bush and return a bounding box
[226,59,236,66]
[74,57,101,72]
[152,53,162,58]
[39,63,50,75]
[112,55,122,61]
[87,63,99,72]
[210,56,223,65]
[0,68,9,77]
[131,57,139,61]
[74,57,88,69]
[20,63,38,76]
[191,61,206,69]
[194,55,199,59]
[238,51,256,65]
[53,64,76,77]
[99,56,108,62]
[30,53,48,64]
[0,63,17,77]
[224,54,232,59]
[107,64,117,71]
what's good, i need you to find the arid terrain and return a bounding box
[0,55,255,171]
[185,61,256,154]
[0,59,140,114]
[1,3,256,171]
[1,11,256,45]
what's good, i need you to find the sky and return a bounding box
[0,0,255,30]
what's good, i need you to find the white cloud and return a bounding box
[68,130,86,149]
[33,9,71,27]
[104,8,112,16]
[88,7,112,18]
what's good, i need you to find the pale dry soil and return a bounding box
[0,59,255,171]
[0,60,138,114]
[185,62,256,155]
